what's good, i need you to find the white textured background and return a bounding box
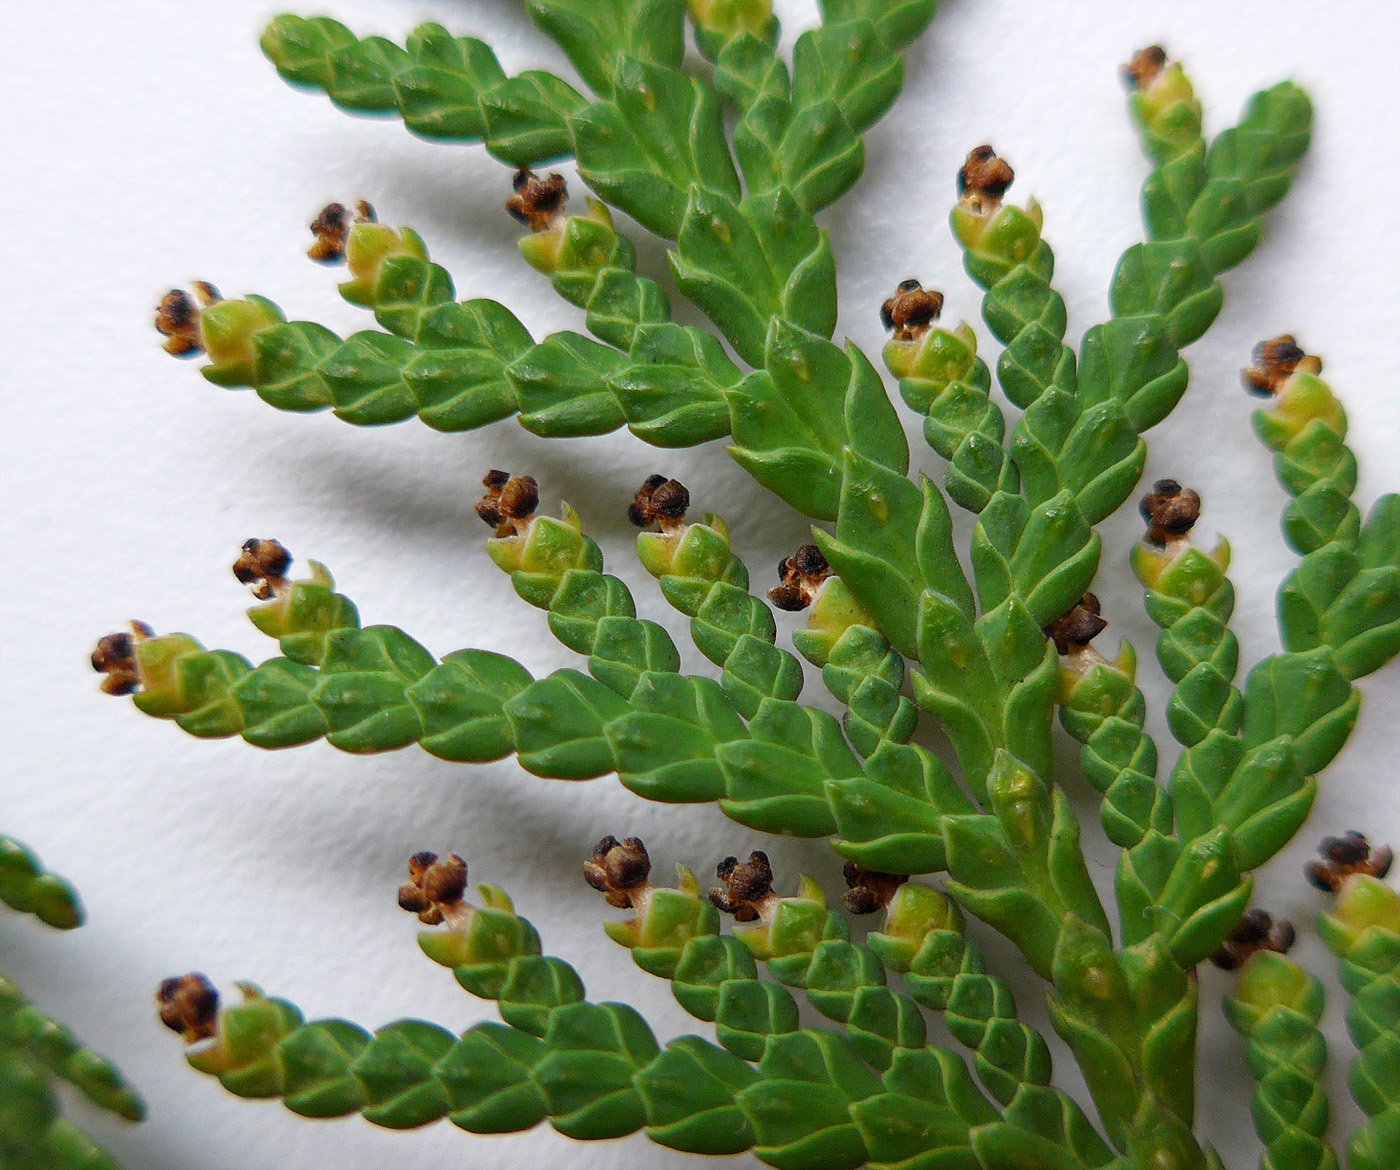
[1,2,1397,1168]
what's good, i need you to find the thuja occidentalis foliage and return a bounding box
[89,3,1398,1168]
[1,837,145,1168]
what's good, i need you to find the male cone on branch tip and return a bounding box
[156,973,220,1044]
[583,836,652,909]
[397,851,469,925]
[840,862,908,916]
[1211,909,1297,971]
[505,169,568,231]
[306,200,375,263]
[1139,480,1201,547]
[1306,831,1393,893]
[880,278,944,341]
[628,475,690,533]
[1242,335,1322,396]
[475,470,539,537]
[769,544,830,611]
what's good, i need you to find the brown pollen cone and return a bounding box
[91,620,154,696]
[841,862,909,915]
[232,539,292,601]
[1122,45,1168,90]
[156,973,220,1043]
[397,851,469,925]
[506,170,568,231]
[769,544,831,612]
[628,475,690,533]
[957,145,1014,210]
[1241,335,1322,397]
[1306,831,1394,892]
[476,470,540,537]
[155,282,220,357]
[583,836,652,910]
[307,199,376,263]
[1045,593,1108,655]
[1139,479,1201,547]
[1210,909,1296,971]
[880,279,944,341]
[709,851,774,922]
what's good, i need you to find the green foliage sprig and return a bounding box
[84,4,1398,1168]
[1,836,143,1169]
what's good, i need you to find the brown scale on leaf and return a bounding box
[91,620,154,696]
[1306,831,1393,893]
[583,836,652,910]
[232,539,292,601]
[841,862,909,916]
[628,475,690,534]
[880,278,944,341]
[476,470,539,537]
[1045,592,1108,655]
[1139,479,1201,547]
[1211,908,1296,971]
[769,544,831,612]
[155,281,220,357]
[156,973,220,1043]
[957,145,1014,212]
[1241,335,1322,397]
[506,169,568,231]
[307,199,375,263]
[709,851,775,922]
[1122,45,1168,90]
[397,851,469,926]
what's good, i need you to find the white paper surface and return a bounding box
[1,2,1396,1168]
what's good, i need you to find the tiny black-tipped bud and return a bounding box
[156,973,220,1043]
[1045,593,1108,655]
[709,851,773,922]
[1242,335,1321,397]
[1211,908,1295,970]
[92,621,152,696]
[629,476,690,532]
[1306,831,1393,892]
[841,862,909,915]
[1139,480,1201,546]
[155,289,205,357]
[583,836,652,909]
[505,170,568,230]
[957,145,1014,204]
[232,538,292,601]
[1122,45,1168,90]
[880,279,944,340]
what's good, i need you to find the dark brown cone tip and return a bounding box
[476,472,539,536]
[506,170,569,231]
[709,851,773,920]
[768,545,831,611]
[156,973,220,1043]
[957,146,1014,205]
[841,862,909,915]
[1122,45,1168,90]
[1306,831,1393,891]
[1241,335,1321,397]
[1139,479,1201,546]
[1046,593,1108,655]
[232,539,292,601]
[583,836,652,909]
[399,852,468,924]
[629,476,690,531]
[1210,908,1295,970]
[155,286,218,357]
[880,279,944,340]
[92,628,146,696]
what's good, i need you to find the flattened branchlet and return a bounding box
[73,2,1400,1168]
